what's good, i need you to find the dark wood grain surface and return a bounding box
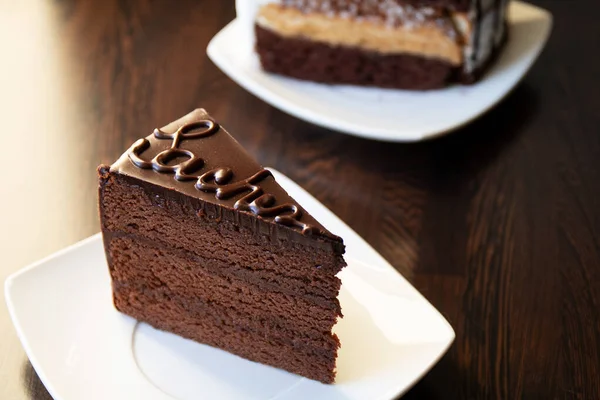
[1,0,599,399]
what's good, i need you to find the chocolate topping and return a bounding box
[111,109,336,240]
[275,0,467,41]
[281,0,472,20]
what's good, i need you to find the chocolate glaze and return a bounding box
[127,119,219,179]
[195,168,319,234]
[110,109,338,244]
[281,0,457,34]
[281,0,472,15]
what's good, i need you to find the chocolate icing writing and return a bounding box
[197,168,318,234]
[128,120,218,181]
[126,120,318,235]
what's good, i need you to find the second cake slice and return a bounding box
[255,0,509,89]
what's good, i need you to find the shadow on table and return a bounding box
[261,81,540,194]
[399,351,483,400]
[22,360,53,400]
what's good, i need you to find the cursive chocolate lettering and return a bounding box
[126,120,317,235]
[197,168,318,234]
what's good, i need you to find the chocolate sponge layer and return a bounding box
[108,235,341,334]
[115,283,338,383]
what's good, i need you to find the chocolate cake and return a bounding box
[254,0,509,89]
[98,109,346,383]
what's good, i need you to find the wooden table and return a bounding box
[1,0,598,398]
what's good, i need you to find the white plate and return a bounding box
[207,1,552,142]
[5,169,455,400]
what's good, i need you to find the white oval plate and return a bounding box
[5,169,454,400]
[207,1,552,142]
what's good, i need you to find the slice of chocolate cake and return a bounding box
[98,109,346,383]
[254,0,509,89]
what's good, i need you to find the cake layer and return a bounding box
[107,235,341,327]
[255,24,456,90]
[257,3,463,65]
[109,233,341,303]
[115,283,338,383]
[114,282,340,352]
[100,172,345,280]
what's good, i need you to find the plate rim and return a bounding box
[206,1,553,142]
[4,233,102,400]
[5,169,455,400]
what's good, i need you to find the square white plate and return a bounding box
[5,169,454,400]
[207,1,552,142]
